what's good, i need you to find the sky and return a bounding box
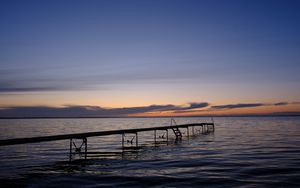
[0,0,300,117]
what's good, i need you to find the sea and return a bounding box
[0,117,299,187]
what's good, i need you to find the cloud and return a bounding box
[0,102,209,118]
[0,64,204,93]
[291,102,300,105]
[0,101,296,117]
[273,102,289,106]
[0,86,63,92]
[271,111,300,116]
[0,77,74,93]
[210,102,294,110]
[211,103,265,110]
[182,102,209,110]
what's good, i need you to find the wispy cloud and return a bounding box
[291,102,300,105]
[211,103,265,110]
[0,85,63,93]
[210,102,293,110]
[0,63,206,93]
[185,102,209,109]
[0,102,209,118]
[273,102,289,106]
[0,101,296,118]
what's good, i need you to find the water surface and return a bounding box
[0,117,299,187]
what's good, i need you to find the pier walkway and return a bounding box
[0,122,215,161]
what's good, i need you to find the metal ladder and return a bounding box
[171,118,182,139]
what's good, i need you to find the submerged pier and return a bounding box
[0,120,215,161]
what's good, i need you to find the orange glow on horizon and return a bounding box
[130,103,300,117]
[1,90,300,117]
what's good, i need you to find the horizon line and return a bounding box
[1,114,300,119]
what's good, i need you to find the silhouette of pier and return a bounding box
[0,120,215,161]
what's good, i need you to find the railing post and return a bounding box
[122,133,124,148]
[154,130,156,145]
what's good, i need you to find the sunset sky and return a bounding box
[0,0,300,117]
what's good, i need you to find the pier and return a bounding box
[0,121,215,161]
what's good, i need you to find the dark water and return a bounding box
[0,117,300,187]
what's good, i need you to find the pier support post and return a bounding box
[154,130,156,145]
[69,137,87,161]
[84,138,87,160]
[187,127,189,138]
[136,132,138,148]
[211,117,215,132]
[122,133,124,148]
[166,129,168,145]
[69,138,72,162]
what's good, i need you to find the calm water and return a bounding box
[0,117,300,187]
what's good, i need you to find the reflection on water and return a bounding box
[0,117,300,187]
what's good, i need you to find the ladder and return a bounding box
[171,118,182,139]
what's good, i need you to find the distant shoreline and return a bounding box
[0,114,299,119]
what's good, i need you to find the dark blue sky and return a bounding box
[0,0,300,110]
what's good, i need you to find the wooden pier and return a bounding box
[0,121,215,161]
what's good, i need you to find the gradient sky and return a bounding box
[0,0,300,116]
